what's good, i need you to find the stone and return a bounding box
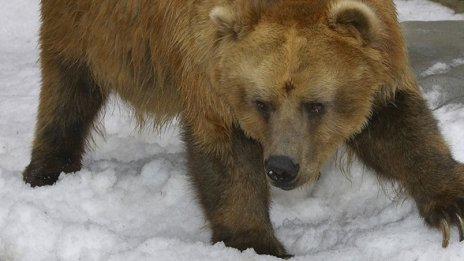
[430,0,464,13]
[403,21,464,108]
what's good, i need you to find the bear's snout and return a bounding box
[265,155,299,190]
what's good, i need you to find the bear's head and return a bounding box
[210,0,398,190]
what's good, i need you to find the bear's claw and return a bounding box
[455,213,464,242]
[437,212,464,248]
[440,219,450,248]
[439,213,464,248]
[422,195,464,248]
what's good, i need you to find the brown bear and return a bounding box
[23,0,464,258]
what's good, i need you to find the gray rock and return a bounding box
[402,21,464,108]
[429,0,464,13]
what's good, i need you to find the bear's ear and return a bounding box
[210,1,279,41]
[328,0,383,45]
[210,6,241,41]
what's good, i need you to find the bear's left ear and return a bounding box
[210,6,241,41]
[328,0,383,45]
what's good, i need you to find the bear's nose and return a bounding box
[265,155,299,186]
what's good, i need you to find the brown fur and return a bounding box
[23,0,464,257]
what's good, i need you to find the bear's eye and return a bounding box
[305,102,326,115]
[255,100,272,116]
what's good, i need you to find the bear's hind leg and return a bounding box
[184,126,290,258]
[23,55,107,187]
[349,90,464,247]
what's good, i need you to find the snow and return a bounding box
[1,0,463,260]
[421,59,464,77]
[395,0,464,21]
[422,62,451,76]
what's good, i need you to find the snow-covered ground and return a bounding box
[1,1,463,260]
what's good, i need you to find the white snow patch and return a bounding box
[394,0,464,21]
[421,58,464,77]
[421,62,451,76]
[452,58,464,66]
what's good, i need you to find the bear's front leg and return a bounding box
[183,125,290,258]
[349,89,464,247]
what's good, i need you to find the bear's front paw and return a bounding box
[23,164,60,187]
[212,227,292,259]
[419,196,464,248]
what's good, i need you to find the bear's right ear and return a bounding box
[210,1,280,41]
[210,6,241,41]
